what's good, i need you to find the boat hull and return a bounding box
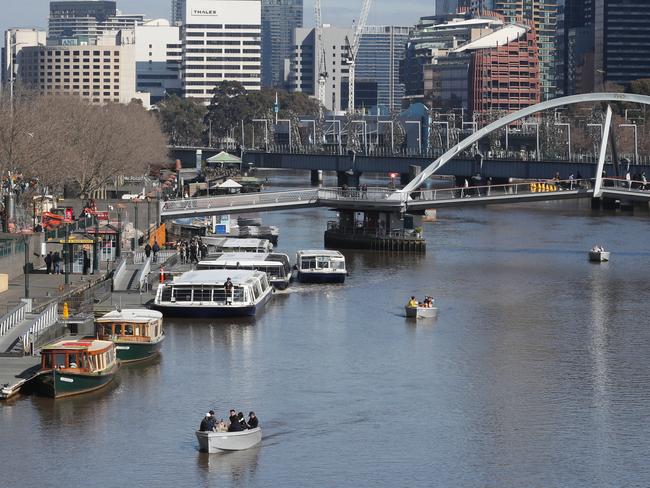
[405,306,437,318]
[196,428,262,452]
[297,272,346,284]
[33,364,118,398]
[589,251,610,262]
[152,290,272,318]
[114,336,165,363]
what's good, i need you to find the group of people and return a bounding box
[143,240,161,263]
[199,409,259,433]
[591,244,606,252]
[407,295,434,308]
[177,237,208,265]
[44,251,62,274]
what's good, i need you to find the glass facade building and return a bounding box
[261,0,303,88]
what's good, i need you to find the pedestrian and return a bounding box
[224,277,233,304]
[45,251,53,274]
[569,173,575,190]
[463,178,469,198]
[362,184,368,199]
[626,170,632,190]
[642,172,647,190]
[152,239,160,263]
[52,251,61,274]
[144,242,152,259]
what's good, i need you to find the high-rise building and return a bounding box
[557,0,594,95]
[172,0,185,25]
[287,25,352,111]
[494,0,558,100]
[593,0,650,89]
[135,20,182,104]
[181,0,262,103]
[48,1,145,42]
[435,0,459,15]
[2,29,46,88]
[355,26,410,112]
[261,0,302,88]
[18,31,146,106]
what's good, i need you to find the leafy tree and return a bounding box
[628,78,650,97]
[156,95,206,146]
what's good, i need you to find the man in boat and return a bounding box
[228,409,243,432]
[199,413,212,432]
[224,277,234,304]
[207,410,217,431]
[407,296,418,308]
[238,412,249,429]
[248,412,258,429]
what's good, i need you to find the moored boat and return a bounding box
[197,252,292,290]
[588,250,610,262]
[152,269,273,317]
[34,338,119,398]
[95,309,165,363]
[295,250,347,283]
[196,428,262,453]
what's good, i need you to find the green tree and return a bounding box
[628,78,650,96]
[156,95,206,146]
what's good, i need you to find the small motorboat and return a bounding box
[589,248,610,262]
[405,305,437,318]
[196,428,262,453]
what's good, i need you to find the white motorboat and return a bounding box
[295,250,347,283]
[589,250,610,262]
[196,428,262,453]
[405,305,437,318]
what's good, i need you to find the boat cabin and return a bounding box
[203,237,273,253]
[96,309,164,343]
[40,339,117,374]
[197,252,292,289]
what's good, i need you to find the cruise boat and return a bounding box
[95,309,165,363]
[34,338,119,398]
[152,269,273,317]
[196,428,262,453]
[197,252,292,290]
[202,237,273,253]
[295,250,347,283]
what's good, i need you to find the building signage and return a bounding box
[192,9,218,16]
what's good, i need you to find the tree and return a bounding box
[156,95,207,146]
[628,78,650,97]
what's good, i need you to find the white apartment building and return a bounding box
[18,31,144,106]
[2,28,47,87]
[288,25,351,112]
[181,0,262,104]
[135,19,182,103]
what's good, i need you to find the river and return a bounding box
[2,175,650,487]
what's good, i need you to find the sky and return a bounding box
[0,0,432,35]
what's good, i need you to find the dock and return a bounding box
[0,356,41,399]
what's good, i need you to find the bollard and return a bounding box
[62,302,69,320]
[160,267,165,283]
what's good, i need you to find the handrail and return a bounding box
[139,257,152,293]
[0,300,30,338]
[23,302,59,355]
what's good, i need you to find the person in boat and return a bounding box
[199,413,212,432]
[248,412,258,429]
[216,419,228,432]
[224,277,234,304]
[207,410,217,431]
[228,409,243,432]
[407,296,418,308]
[238,412,249,429]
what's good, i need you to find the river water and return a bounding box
[2,176,650,487]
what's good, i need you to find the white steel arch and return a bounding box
[401,93,650,194]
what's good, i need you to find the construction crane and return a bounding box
[314,0,327,113]
[345,0,372,113]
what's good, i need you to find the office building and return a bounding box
[2,29,47,87]
[287,25,352,112]
[181,0,262,103]
[493,0,558,100]
[261,0,302,88]
[135,20,182,103]
[18,31,145,106]
[172,0,185,25]
[435,0,460,15]
[557,0,594,95]
[355,25,410,112]
[48,1,145,43]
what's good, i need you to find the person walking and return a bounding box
[45,251,53,274]
[152,239,160,263]
[144,242,152,259]
[52,251,61,274]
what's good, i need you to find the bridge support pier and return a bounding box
[337,171,362,188]
[324,209,425,253]
[310,170,323,186]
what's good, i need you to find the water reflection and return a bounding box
[196,445,260,487]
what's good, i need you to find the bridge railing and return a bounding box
[317,186,399,202]
[601,177,650,191]
[407,179,592,202]
[160,189,320,214]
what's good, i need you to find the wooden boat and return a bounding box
[95,309,165,363]
[34,339,119,398]
[196,428,262,453]
[198,252,292,290]
[295,250,347,283]
[152,269,273,317]
[405,305,437,318]
[589,250,610,262]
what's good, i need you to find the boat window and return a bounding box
[42,353,52,369]
[134,325,140,336]
[302,258,315,270]
[103,324,112,336]
[214,287,226,303]
[194,287,212,302]
[114,323,123,335]
[252,282,260,300]
[317,257,330,268]
[173,287,193,301]
[233,286,245,302]
[161,286,173,301]
[332,260,345,270]
[261,274,269,290]
[125,324,134,335]
[54,353,66,368]
[68,353,78,368]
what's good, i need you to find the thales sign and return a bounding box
[192,8,218,16]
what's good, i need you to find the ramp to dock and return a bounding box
[0,356,41,399]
